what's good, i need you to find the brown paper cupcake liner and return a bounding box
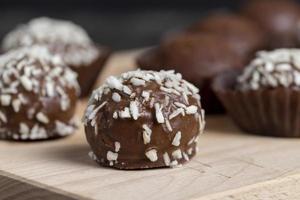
[212,70,300,137]
[75,46,111,98]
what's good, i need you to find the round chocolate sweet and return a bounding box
[83,70,205,169]
[187,13,267,61]
[137,33,243,114]
[238,49,300,90]
[0,46,79,140]
[2,17,110,97]
[242,0,300,49]
[213,48,300,137]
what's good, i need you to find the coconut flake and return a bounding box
[163,152,171,166]
[142,91,150,101]
[172,131,182,146]
[131,77,146,86]
[145,149,158,162]
[129,101,139,120]
[0,94,11,106]
[142,124,152,144]
[36,112,49,124]
[106,76,123,90]
[19,123,29,135]
[113,111,118,119]
[165,119,172,132]
[12,99,21,112]
[174,102,186,109]
[119,107,131,118]
[169,108,184,120]
[155,103,164,123]
[172,149,182,159]
[112,92,121,102]
[107,151,118,161]
[115,142,121,152]
[20,76,33,91]
[122,85,132,95]
[186,105,198,114]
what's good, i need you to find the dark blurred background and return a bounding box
[0,0,250,50]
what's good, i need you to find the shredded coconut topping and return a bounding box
[83,70,205,167]
[0,46,79,140]
[238,49,300,90]
[2,17,99,66]
[84,70,201,124]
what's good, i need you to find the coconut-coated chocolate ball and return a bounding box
[242,0,300,49]
[238,49,300,90]
[83,70,205,169]
[2,17,110,97]
[0,46,80,140]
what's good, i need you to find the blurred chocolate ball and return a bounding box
[187,12,267,61]
[242,0,300,49]
[2,17,110,97]
[0,46,79,140]
[137,33,244,113]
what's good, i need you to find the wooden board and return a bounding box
[1,50,300,200]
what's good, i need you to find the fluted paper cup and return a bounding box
[212,70,300,137]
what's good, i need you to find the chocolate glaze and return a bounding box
[0,46,79,140]
[242,0,300,49]
[83,70,205,169]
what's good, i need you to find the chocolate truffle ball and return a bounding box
[2,17,110,97]
[187,13,267,61]
[137,33,243,114]
[0,46,80,140]
[238,49,300,90]
[83,70,205,169]
[213,49,300,137]
[242,0,300,49]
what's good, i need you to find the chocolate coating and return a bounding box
[0,46,79,140]
[187,13,267,61]
[242,0,300,49]
[2,17,110,97]
[83,70,205,169]
[137,33,243,114]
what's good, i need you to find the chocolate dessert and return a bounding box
[0,46,79,140]
[83,70,205,169]
[2,17,110,97]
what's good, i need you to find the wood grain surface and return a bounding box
[1,50,300,200]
